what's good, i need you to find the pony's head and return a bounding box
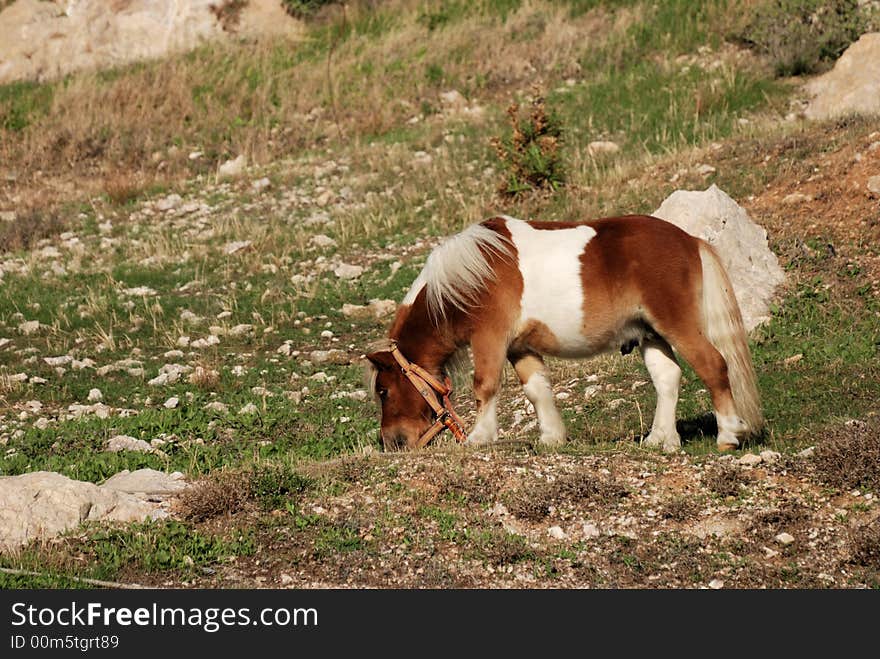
[365,347,436,450]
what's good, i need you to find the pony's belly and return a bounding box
[512,316,592,357]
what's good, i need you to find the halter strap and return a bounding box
[388,341,468,447]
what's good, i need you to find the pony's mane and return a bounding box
[406,222,513,324]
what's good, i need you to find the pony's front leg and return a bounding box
[511,352,566,447]
[465,335,507,446]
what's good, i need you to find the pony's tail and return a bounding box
[698,242,764,435]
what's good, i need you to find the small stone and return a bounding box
[334,263,364,280]
[204,401,229,413]
[783,353,803,366]
[696,163,716,176]
[797,446,815,458]
[582,523,600,539]
[164,397,179,409]
[218,154,246,179]
[106,435,153,453]
[277,342,292,356]
[759,450,781,463]
[737,453,763,466]
[867,175,880,195]
[782,192,813,205]
[763,546,780,559]
[280,573,294,586]
[555,392,570,400]
[774,532,795,546]
[87,388,103,402]
[252,177,271,191]
[588,140,620,156]
[708,579,724,590]
[18,320,41,335]
[155,194,182,212]
[223,240,253,255]
[547,526,567,540]
[311,234,337,248]
[309,349,349,365]
[239,403,258,415]
[583,385,600,400]
[228,324,254,337]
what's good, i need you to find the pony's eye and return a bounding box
[377,388,388,400]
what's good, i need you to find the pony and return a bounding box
[367,214,763,452]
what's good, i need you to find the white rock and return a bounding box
[695,163,716,176]
[223,240,253,255]
[320,330,334,339]
[122,286,157,297]
[43,355,72,366]
[204,401,229,414]
[547,525,567,540]
[309,349,349,365]
[763,546,780,559]
[737,453,763,466]
[277,342,293,356]
[868,175,880,195]
[218,154,246,179]
[311,234,337,248]
[774,532,795,546]
[334,263,364,280]
[653,184,785,330]
[582,523,601,539]
[805,33,880,120]
[163,396,179,409]
[782,192,813,205]
[0,471,157,551]
[708,579,724,590]
[228,323,254,337]
[759,450,781,464]
[106,435,153,453]
[252,177,271,191]
[439,89,467,109]
[102,469,188,495]
[340,299,396,320]
[555,391,571,400]
[797,446,815,458]
[87,388,103,402]
[239,403,259,415]
[18,320,41,335]
[155,194,182,212]
[588,140,620,155]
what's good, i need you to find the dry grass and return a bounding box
[702,463,745,498]
[812,419,880,492]
[0,207,67,254]
[177,469,251,522]
[505,470,628,521]
[848,518,880,569]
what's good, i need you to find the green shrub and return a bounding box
[491,91,566,197]
[739,0,868,76]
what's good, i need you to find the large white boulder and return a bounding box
[0,0,302,84]
[0,470,185,553]
[804,32,880,120]
[653,184,784,330]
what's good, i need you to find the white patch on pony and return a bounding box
[522,371,566,446]
[503,216,596,356]
[404,223,513,322]
[466,395,498,445]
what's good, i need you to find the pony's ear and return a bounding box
[366,350,395,371]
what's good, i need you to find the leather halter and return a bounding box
[388,341,468,448]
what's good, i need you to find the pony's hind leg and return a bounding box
[640,338,682,453]
[658,328,745,451]
[510,352,566,447]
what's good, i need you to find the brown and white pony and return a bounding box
[367,215,763,452]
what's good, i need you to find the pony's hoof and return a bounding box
[465,430,496,446]
[716,430,741,451]
[539,432,565,448]
[643,431,681,452]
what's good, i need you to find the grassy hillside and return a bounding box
[1,0,878,588]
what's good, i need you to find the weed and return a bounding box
[848,519,880,569]
[491,90,566,197]
[506,470,627,521]
[249,464,312,511]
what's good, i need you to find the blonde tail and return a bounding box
[699,243,764,435]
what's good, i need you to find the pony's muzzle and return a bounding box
[381,430,409,451]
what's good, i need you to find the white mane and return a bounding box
[403,222,514,323]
